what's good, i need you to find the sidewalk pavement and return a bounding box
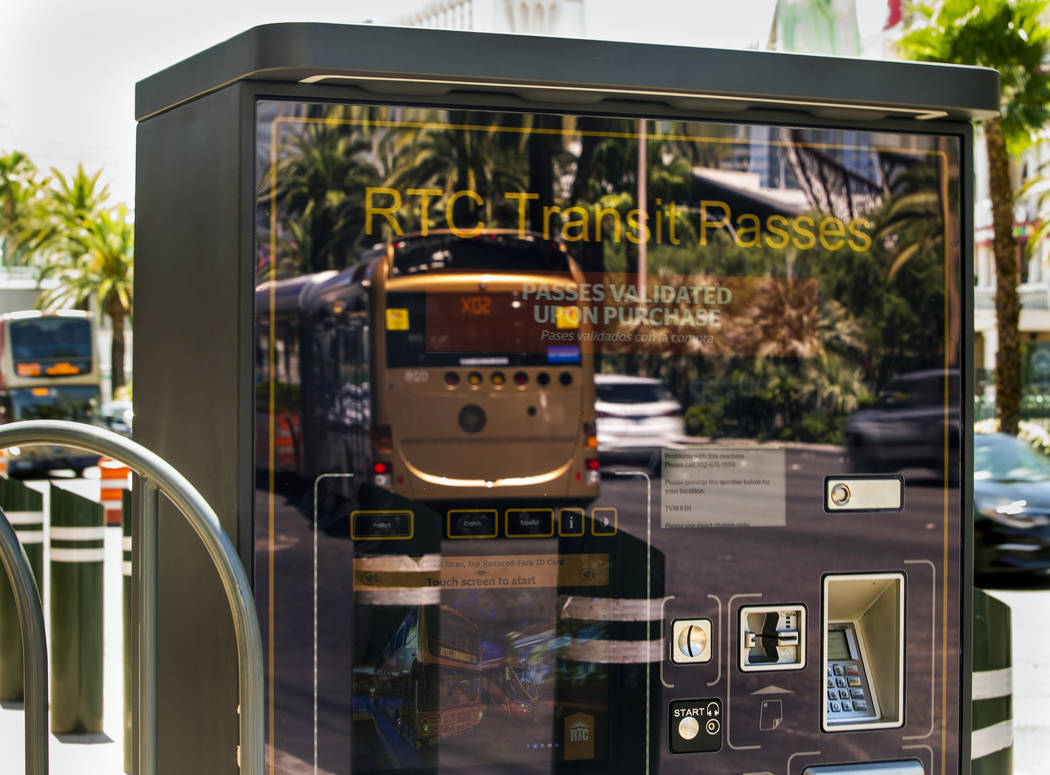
[0,477,125,774]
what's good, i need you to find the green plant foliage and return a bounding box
[899,0,1050,154]
[0,157,134,392]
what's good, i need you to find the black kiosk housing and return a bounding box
[135,24,997,775]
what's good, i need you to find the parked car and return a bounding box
[98,399,133,436]
[594,374,684,467]
[974,432,1050,580]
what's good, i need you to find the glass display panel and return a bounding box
[255,100,963,774]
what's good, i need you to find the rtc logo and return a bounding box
[564,713,595,760]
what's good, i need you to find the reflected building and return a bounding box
[395,0,585,35]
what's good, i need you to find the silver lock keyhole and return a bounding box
[830,483,851,507]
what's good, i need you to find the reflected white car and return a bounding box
[594,375,684,463]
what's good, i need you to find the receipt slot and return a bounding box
[135,24,993,775]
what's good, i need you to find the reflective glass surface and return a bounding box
[255,100,963,773]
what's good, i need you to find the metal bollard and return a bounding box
[122,487,133,774]
[0,477,44,701]
[49,483,105,733]
[100,457,131,527]
[972,588,1013,774]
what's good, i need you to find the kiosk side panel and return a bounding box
[135,84,248,775]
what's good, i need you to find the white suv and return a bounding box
[594,374,684,464]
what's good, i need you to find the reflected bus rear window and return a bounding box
[390,235,569,276]
[596,383,674,404]
[10,318,92,360]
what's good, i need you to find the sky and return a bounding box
[0,0,892,207]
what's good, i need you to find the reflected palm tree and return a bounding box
[267,121,381,275]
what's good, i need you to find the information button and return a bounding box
[558,508,585,537]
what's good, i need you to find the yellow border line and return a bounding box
[447,508,499,539]
[591,506,619,536]
[272,113,946,158]
[939,147,951,775]
[557,507,585,537]
[504,508,555,538]
[350,510,414,540]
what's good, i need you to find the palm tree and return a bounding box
[36,203,133,392]
[0,151,45,264]
[266,120,381,275]
[898,0,1050,435]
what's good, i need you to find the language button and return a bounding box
[350,510,413,540]
[506,509,554,537]
[448,509,498,539]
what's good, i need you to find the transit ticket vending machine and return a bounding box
[134,25,998,775]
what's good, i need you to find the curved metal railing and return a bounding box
[0,503,48,775]
[0,420,263,775]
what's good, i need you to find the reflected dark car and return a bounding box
[974,432,1050,580]
[845,369,960,478]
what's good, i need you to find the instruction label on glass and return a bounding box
[662,447,786,527]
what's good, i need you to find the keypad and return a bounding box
[826,660,876,722]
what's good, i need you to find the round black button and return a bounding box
[458,404,487,433]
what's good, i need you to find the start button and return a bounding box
[669,698,722,754]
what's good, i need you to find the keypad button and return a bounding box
[838,689,849,700]
[836,677,847,687]
[851,689,865,699]
[827,667,833,676]
[847,677,862,687]
[833,665,844,675]
[845,665,860,675]
[831,702,841,712]
[827,691,836,700]
[842,701,853,712]
[827,679,834,688]
[854,700,868,711]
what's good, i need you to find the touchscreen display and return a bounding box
[254,99,962,773]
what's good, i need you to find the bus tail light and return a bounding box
[372,461,392,487]
[585,457,601,484]
[371,425,392,455]
[583,422,598,449]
